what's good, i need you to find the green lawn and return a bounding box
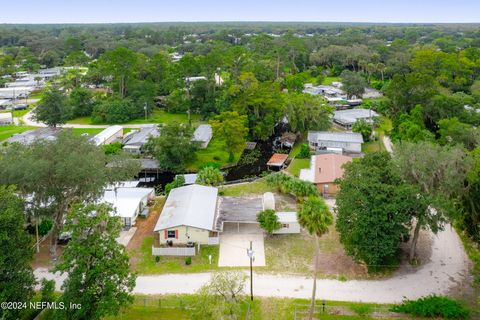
[186,136,243,171]
[323,76,342,85]
[67,109,202,126]
[109,294,399,320]
[362,138,386,153]
[219,179,274,197]
[287,158,310,177]
[70,128,105,136]
[0,125,35,141]
[131,236,219,274]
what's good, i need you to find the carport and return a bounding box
[216,197,266,266]
[216,197,263,233]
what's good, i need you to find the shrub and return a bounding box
[155,256,160,263]
[257,209,281,235]
[350,303,372,316]
[196,166,224,186]
[102,142,123,155]
[391,295,470,319]
[297,144,311,159]
[40,279,55,303]
[164,175,185,195]
[185,256,192,265]
[38,219,53,236]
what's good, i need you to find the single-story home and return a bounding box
[5,127,61,145]
[0,87,34,99]
[0,99,12,110]
[333,108,379,129]
[274,212,301,234]
[308,131,363,154]
[0,112,13,125]
[101,184,155,229]
[154,184,219,245]
[299,154,352,196]
[192,124,213,149]
[122,125,159,153]
[92,125,123,146]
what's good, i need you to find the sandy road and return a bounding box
[34,224,471,304]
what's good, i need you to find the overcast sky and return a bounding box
[1,0,479,24]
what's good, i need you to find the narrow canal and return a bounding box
[138,124,290,188]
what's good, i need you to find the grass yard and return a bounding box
[323,76,342,85]
[219,179,274,197]
[362,138,386,153]
[67,109,202,126]
[109,294,398,320]
[0,125,34,141]
[264,227,368,279]
[70,128,105,136]
[186,136,243,171]
[287,158,310,177]
[131,236,220,274]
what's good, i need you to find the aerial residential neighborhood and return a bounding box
[0,1,479,320]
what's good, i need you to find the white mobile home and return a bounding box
[308,131,364,154]
[92,125,123,146]
[122,125,159,153]
[101,186,155,229]
[0,112,13,125]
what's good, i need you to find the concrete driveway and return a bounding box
[218,223,266,267]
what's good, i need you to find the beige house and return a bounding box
[154,184,219,246]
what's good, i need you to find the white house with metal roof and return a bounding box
[333,108,379,129]
[0,112,13,125]
[192,124,213,148]
[122,125,159,153]
[101,185,154,229]
[154,184,219,245]
[308,131,364,154]
[92,125,123,146]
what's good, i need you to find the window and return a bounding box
[282,224,289,228]
[167,230,176,239]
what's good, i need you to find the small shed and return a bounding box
[273,212,300,234]
[192,124,212,149]
[262,192,275,211]
[267,153,289,170]
[0,112,13,125]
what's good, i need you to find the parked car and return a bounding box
[14,104,28,110]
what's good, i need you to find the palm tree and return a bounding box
[298,196,333,320]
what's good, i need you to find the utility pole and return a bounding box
[247,241,255,301]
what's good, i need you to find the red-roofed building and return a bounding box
[299,154,352,196]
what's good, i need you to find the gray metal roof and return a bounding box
[123,126,159,146]
[5,127,61,145]
[333,108,379,125]
[154,184,218,231]
[308,131,364,143]
[192,124,212,143]
[215,196,263,230]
